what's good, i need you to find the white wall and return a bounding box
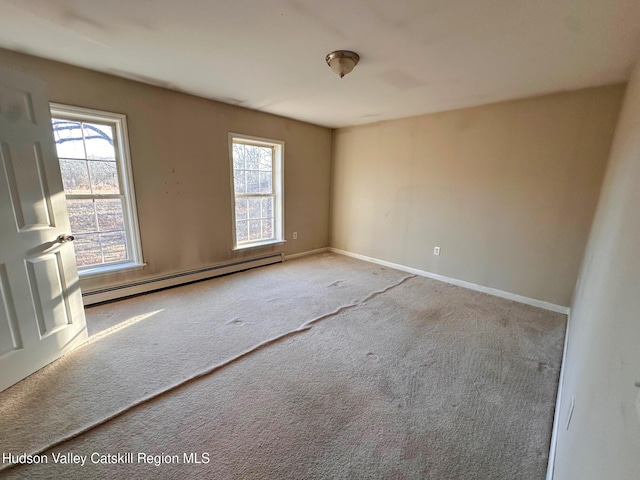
[552,62,640,479]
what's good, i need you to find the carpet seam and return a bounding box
[0,274,415,474]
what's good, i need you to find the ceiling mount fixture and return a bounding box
[325,50,360,78]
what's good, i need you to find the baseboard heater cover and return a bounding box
[82,253,284,305]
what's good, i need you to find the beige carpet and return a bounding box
[0,253,565,479]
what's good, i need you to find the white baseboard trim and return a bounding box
[82,253,284,306]
[329,248,570,315]
[284,247,329,260]
[545,310,572,480]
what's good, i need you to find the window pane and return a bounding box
[95,198,125,231]
[248,220,261,240]
[52,106,141,272]
[248,197,261,219]
[232,147,244,170]
[258,150,272,171]
[52,119,85,159]
[100,231,127,263]
[262,196,273,219]
[234,170,246,194]
[235,197,247,221]
[88,161,120,194]
[246,171,259,193]
[83,122,115,160]
[67,199,97,234]
[74,233,102,267]
[236,220,248,243]
[231,138,281,248]
[262,219,273,239]
[59,158,91,194]
[259,171,272,193]
[245,147,259,170]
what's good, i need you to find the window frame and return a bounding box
[50,103,145,278]
[228,133,285,250]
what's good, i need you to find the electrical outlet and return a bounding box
[293,232,298,240]
[433,246,440,256]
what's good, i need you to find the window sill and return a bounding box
[78,261,146,279]
[232,239,286,251]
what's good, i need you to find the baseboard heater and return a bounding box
[81,253,284,306]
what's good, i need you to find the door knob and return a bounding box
[56,234,75,243]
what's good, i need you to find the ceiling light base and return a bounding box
[326,51,360,78]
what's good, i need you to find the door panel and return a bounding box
[0,264,21,356]
[0,64,87,392]
[26,253,72,336]
[0,82,37,124]
[1,140,55,230]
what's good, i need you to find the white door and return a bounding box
[0,65,87,392]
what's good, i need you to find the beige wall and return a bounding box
[331,86,624,306]
[0,47,626,309]
[552,63,640,479]
[0,48,332,292]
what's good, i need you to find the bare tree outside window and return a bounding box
[51,105,144,274]
[230,134,283,249]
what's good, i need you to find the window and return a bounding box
[229,133,284,249]
[50,104,144,277]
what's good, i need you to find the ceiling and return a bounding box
[1,0,639,128]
